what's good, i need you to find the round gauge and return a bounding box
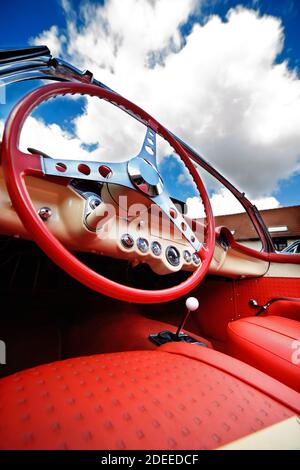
[137,237,149,253]
[166,246,180,266]
[151,241,162,256]
[183,250,192,263]
[192,252,201,265]
[121,233,134,249]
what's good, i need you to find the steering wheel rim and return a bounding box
[1,82,215,303]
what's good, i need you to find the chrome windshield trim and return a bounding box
[0,46,51,65]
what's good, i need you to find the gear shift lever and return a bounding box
[175,297,199,339]
[149,296,207,347]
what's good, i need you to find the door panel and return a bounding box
[190,275,300,347]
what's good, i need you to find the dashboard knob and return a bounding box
[185,297,199,312]
[121,234,134,249]
[166,246,180,266]
[192,252,201,265]
[183,250,191,263]
[137,237,149,253]
[38,206,52,221]
[151,241,162,256]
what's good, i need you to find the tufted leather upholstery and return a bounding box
[228,316,300,392]
[0,344,299,450]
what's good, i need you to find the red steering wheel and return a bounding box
[1,82,215,303]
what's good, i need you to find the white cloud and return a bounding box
[19,116,90,159]
[31,25,66,56]
[252,196,280,211]
[1,114,96,167]
[25,1,300,208]
[64,0,198,82]
[187,189,280,218]
[73,95,148,162]
[177,172,190,184]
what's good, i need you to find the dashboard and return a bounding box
[0,167,269,279]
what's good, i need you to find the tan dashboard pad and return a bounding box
[0,166,270,278]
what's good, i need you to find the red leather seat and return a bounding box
[228,316,300,392]
[0,343,299,450]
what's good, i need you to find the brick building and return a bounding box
[214,205,300,251]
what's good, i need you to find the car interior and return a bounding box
[0,47,299,450]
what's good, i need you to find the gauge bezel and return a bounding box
[166,245,181,267]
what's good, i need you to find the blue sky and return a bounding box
[0,0,300,211]
[1,0,299,68]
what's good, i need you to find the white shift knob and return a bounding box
[185,297,199,312]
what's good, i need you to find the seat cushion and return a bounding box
[228,316,300,392]
[0,345,299,450]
